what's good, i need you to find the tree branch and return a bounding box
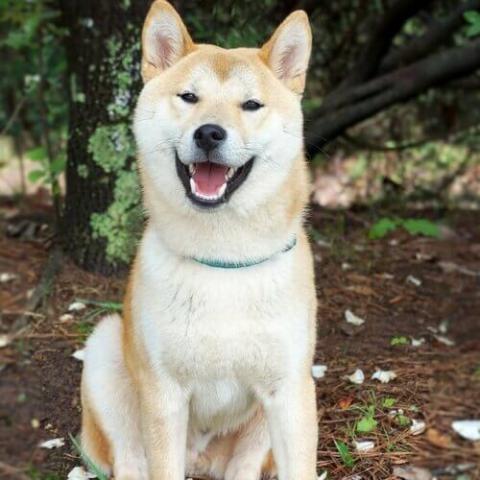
[305,38,480,156]
[341,0,433,87]
[380,0,480,73]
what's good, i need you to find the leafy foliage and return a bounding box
[369,218,440,240]
[464,11,480,37]
[356,406,378,433]
[334,439,355,468]
[390,335,409,346]
[0,0,67,202]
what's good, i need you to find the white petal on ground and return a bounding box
[317,472,328,480]
[68,301,86,312]
[0,334,11,348]
[72,349,85,362]
[434,335,455,347]
[39,437,65,449]
[371,369,397,383]
[354,440,375,452]
[438,260,478,276]
[311,364,328,379]
[406,275,422,286]
[59,313,74,323]
[393,465,432,480]
[438,320,449,334]
[410,419,426,436]
[411,337,425,347]
[452,420,480,441]
[345,309,365,326]
[67,466,97,480]
[0,272,18,283]
[347,368,365,384]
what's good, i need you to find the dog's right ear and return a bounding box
[141,0,194,83]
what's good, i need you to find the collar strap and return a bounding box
[192,237,297,269]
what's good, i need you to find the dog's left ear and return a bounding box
[260,11,312,94]
[141,0,195,83]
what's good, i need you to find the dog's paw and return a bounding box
[225,461,262,480]
[114,461,148,480]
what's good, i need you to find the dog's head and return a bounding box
[135,0,311,214]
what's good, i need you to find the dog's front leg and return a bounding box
[139,378,189,480]
[261,375,318,480]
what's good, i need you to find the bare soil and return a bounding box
[0,201,479,480]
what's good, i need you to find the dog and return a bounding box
[80,1,317,479]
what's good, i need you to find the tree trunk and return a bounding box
[58,0,150,275]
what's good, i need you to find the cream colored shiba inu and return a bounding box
[80,1,317,479]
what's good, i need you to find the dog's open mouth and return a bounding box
[176,153,254,207]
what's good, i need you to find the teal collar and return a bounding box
[192,237,297,269]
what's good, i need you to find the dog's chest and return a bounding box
[135,252,307,387]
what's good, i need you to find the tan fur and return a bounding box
[80,2,317,479]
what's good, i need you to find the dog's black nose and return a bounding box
[194,124,227,152]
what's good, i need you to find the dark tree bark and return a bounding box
[58,0,150,274]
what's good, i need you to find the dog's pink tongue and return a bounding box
[193,162,228,196]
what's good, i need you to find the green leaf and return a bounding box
[334,439,355,468]
[356,415,378,433]
[464,10,480,24]
[28,169,45,182]
[464,10,480,37]
[382,397,397,408]
[400,219,439,237]
[50,156,66,176]
[395,414,411,427]
[390,335,409,346]
[27,147,47,162]
[368,218,398,239]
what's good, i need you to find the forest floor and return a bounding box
[0,199,479,480]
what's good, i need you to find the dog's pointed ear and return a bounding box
[260,11,312,94]
[141,0,194,82]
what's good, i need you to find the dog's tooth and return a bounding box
[218,183,227,197]
[226,168,235,180]
[189,164,196,175]
[190,177,196,193]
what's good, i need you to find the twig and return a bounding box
[0,96,26,137]
[11,246,63,332]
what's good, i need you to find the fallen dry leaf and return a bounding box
[338,395,355,410]
[346,285,376,296]
[426,428,453,449]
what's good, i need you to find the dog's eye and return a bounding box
[242,99,264,111]
[178,92,199,104]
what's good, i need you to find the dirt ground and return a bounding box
[0,200,479,480]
